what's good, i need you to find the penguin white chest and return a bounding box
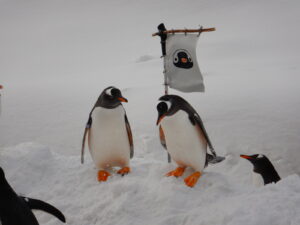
[161,110,207,171]
[89,106,130,169]
[252,171,264,187]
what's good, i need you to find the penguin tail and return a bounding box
[206,154,225,165]
[21,196,66,223]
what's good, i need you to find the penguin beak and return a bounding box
[118,97,128,103]
[156,114,166,126]
[240,155,252,160]
[181,58,187,63]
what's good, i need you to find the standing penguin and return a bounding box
[81,86,134,182]
[0,167,66,225]
[240,154,281,186]
[156,95,224,187]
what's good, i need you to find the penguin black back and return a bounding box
[240,154,281,185]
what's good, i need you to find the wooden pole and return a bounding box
[163,57,168,95]
[152,27,215,37]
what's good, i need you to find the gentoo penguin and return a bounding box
[173,49,193,69]
[156,95,225,187]
[81,86,134,182]
[240,154,281,186]
[0,167,66,225]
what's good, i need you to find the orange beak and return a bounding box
[156,115,165,126]
[118,97,128,103]
[181,58,187,63]
[240,155,252,159]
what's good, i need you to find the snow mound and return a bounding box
[1,144,300,225]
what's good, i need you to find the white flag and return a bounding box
[165,33,204,92]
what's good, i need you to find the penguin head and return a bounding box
[156,101,170,125]
[240,154,272,174]
[240,154,281,184]
[97,86,128,109]
[156,95,185,125]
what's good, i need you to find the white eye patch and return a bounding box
[257,154,264,159]
[161,101,172,111]
[105,88,113,96]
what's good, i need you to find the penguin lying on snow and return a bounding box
[0,167,66,225]
[156,95,225,187]
[81,86,134,182]
[240,154,281,186]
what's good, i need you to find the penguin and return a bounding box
[156,95,225,187]
[173,49,193,69]
[0,167,66,225]
[240,154,281,186]
[81,86,134,182]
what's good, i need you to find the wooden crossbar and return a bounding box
[152,27,215,37]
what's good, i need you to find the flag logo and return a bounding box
[173,49,193,69]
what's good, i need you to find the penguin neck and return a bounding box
[253,165,281,185]
[0,179,15,198]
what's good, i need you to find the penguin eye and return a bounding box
[174,57,178,63]
[111,88,120,97]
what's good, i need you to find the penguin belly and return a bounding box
[161,111,207,171]
[88,106,130,169]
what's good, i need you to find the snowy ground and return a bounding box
[1,0,300,224]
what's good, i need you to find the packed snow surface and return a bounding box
[1,0,300,225]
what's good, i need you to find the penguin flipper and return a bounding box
[159,125,171,163]
[81,117,92,164]
[189,114,217,157]
[20,197,66,223]
[124,114,134,159]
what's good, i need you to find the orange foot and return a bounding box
[117,167,131,176]
[98,170,111,182]
[166,167,185,177]
[184,172,201,188]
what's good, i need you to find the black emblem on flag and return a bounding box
[173,49,193,69]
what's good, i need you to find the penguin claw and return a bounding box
[166,167,185,177]
[98,170,111,182]
[117,167,130,176]
[184,172,201,188]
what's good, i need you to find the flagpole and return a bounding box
[163,56,168,95]
[157,23,169,95]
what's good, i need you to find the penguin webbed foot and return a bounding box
[98,170,111,182]
[184,171,201,188]
[166,167,185,177]
[117,167,131,176]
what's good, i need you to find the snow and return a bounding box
[1,0,300,224]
